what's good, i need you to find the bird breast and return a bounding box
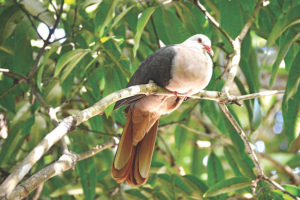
[166,44,213,95]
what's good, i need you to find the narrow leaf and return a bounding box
[269,28,300,87]
[133,7,156,57]
[282,51,300,143]
[223,146,242,176]
[95,0,117,37]
[112,5,135,28]
[252,98,262,130]
[182,175,208,196]
[54,49,89,82]
[207,152,225,186]
[204,177,251,197]
[267,5,300,46]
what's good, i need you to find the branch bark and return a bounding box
[8,139,117,200]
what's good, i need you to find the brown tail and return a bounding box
[111,109,159,186]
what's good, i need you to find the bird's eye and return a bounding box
[197,38,202,43]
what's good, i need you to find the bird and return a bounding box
[111,34,214,186]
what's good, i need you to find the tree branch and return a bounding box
[258,153,300,185]
[8,139,117,200]
[218,103,299,200]
[218,103,264,175]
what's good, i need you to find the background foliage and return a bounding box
[0,0,299,199]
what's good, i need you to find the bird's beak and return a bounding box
[204,45,214,56]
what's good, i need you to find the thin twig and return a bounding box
[0,68,28,80]
[30,0,64,76]
[18,3,45,41]
[150,17,161,48]
[158,134,176,167]
[258,153,300,184]
[219,103,264,175]
[216,52,234,81]
[48,0,58,14]
[0,79,26,99]
[262,176,300,200]
[219,103,299,200]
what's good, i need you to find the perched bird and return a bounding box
[111,34,214,186]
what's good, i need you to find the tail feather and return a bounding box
[131,120,158,185]
[111,109,159,186]
[111,110,135,182]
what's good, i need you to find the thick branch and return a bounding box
[9,139,116,200]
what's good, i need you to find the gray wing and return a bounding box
[114,45,176,110]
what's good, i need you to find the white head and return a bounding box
[182,34,214,56]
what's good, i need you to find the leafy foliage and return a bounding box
[0,0,299,199]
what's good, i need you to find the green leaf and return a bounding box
[95,0,117,37]
[234,77,253,129]
[282,184,300,197]
[269,28,300,87]
[21,0,54,26]
[267,5,300,46]
[204,177,251,197]
[0,5,22,44]
[77,157,97,200]
[252,98,262,130]
[174,125,187,151]
[54,49,90,82]
[207,152,225,186]
[133,7,156,57]
[156,174,194,198]
[282,51,300,143]
[219,0,244,39]
[14,22,34,75]
[223,145,255,179]
[125,189,148,200]
[152,7,189,45]
[0,78,15,112]
[182,175,208,197]
[112,5,135,28]
[240,34,259,93]
[173,175,193,195]
[223,146,242,176]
